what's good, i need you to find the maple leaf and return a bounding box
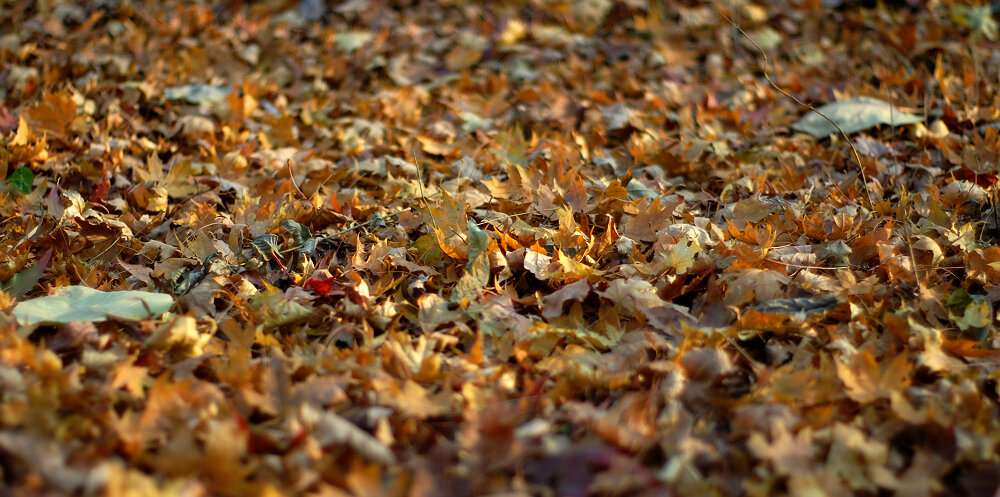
[110,357,149,397]
[303,274,334,295]
[25,92,76,139]
[566,396,657,452]
[143,314,211,358]
[884,450,946,497]
[747,420,815,476]
[201,418,252,491]
[619,197,683,242]
[835,350,911,405]
[452,252,490,304]
[825,423,889,493]
[721,268,789,307]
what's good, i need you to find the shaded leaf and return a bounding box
[13,287,174,326]
[1,248,51,298]
[281,219,316,255]
[6,166,33,194]
[466,220,489,268]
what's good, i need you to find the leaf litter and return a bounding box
[1,1,1000,496]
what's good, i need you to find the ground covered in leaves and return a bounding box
[3,0,1000,495]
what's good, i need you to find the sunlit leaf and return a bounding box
[452,252,490,304]
[334,31,374,53]
[144,314,210,357]
[25,91,76,137]
[952,294,992,338]
[952,5,998,40]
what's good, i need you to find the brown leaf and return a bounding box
[747,420,815,476]
[25,92,76,138]
[542,278,591,319]
[836,351,911,405]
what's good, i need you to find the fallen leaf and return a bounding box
[307,405,396,465]
[12,286,174,326]
[1,248,52,299]
[836,351,911,405]
[791,97,923,137]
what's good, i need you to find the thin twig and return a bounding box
[715,3,875,210]
[287,160,309,200]
[316,208,413,243]
[900,191,923,286]
[411,149,441,233]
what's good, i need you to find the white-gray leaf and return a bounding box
[791,97,922,137]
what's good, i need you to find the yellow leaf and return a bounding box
[10,116,32,146]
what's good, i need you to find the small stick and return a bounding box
[411,149,441,233]
[287,160,309,200]
[271,251,292,278]
[899,191,923,286]
[316,208,413,242]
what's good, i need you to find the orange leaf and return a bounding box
[940,338,1000,358]
[25,92,76,138]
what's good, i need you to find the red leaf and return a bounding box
[88,170,111,203]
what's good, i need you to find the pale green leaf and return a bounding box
[334,31,374,53]
[747,27,782,51]
[952,5,998,41]
[164,84,231,106]
[466,220,489,268]
[459,112,493,133]
[13,286,174,326]
[626,180,658,200]
[791,97,923,137]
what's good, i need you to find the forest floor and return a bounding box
[2,0,1000,496]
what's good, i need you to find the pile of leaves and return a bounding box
[3,0,1000,495]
